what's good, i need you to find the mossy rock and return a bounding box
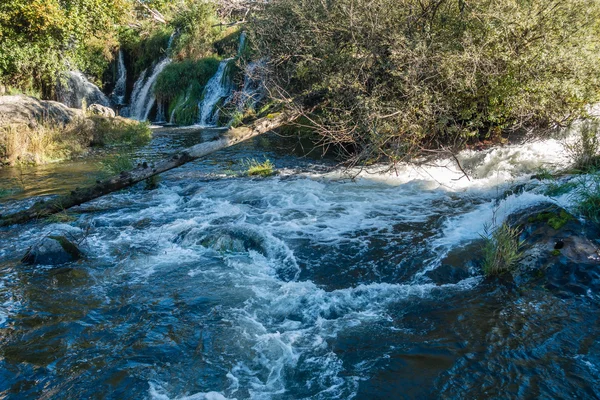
[527,209,572,230]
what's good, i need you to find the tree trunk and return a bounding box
[0,112,295,227]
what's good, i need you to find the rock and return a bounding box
[56,71,111,109]
[0,95,83,127]
[87,103,116,118]
[22,235,82,265]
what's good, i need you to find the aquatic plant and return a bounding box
[480,223,524,276]
[245,158,276,177]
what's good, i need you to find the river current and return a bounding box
[0,128,599,399]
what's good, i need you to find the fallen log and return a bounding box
[0,112,295,227]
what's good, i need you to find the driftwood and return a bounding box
[0,112,295,227]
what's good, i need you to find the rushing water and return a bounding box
[0,129,599,399]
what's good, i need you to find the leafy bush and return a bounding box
[170,1,220,61]
[90,117,152,146]
[251,0,600,164]
[480,223,524,276]
[120,24,175,80]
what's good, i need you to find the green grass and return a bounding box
[99,154,134,175]
[480,223,524,276]
[91,117,152,146]
[244,158,276,177]
[46,212,77,223]
[565,120,600,173]
[573,174,600,223]
[544,180,578,197]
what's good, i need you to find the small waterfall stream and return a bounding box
[111,50,127,105]
[127,32,176,121]
[197,59,233,126]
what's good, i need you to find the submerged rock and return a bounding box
[22,235,82,265]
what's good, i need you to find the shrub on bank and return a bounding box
[154,58,220,103]
[251,0,600,164]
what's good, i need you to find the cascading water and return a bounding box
[127,32,176,121]
[196,59,234,126]
[128,58,171,121]
[111,50,127,105]
[56,71,111,109]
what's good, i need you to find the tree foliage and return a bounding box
[250,0,600,163]
[0,0,132,95]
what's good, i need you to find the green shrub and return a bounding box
[120,24,175,80]
[251,0,600,164]
[154,57,220,102]
[91,117,152,146]
[480,223,524,276]
[170,1,220,61]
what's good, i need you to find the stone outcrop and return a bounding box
[0,95,83,128]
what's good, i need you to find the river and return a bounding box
[0,127,598,399]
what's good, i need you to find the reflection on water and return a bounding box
[0,128,599,399]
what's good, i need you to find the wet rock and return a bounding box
[506,203,600,294]
[87,104,116,118]
[22,235,82,265]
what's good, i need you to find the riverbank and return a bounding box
[0,95,151,167]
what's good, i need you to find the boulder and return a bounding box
[0,95,83,128]
[87,104,116,118]
[22,235,82,265]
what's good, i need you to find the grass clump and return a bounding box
[99,154,134,175]
[573,174,600,223]
[564,120,600,173]
[244,158,276,177]
[46,212,77,224]
[91,117,151,146]
[480,223,524,276]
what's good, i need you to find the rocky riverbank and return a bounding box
[0,95,150,167]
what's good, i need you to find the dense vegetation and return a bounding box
[251,0,600,163]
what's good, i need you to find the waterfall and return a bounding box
[237,59,265,111]
[56,71,111,109]
[126,32,176,121]
[197,59,234,126]
[155,101,166,123]
[128,58,171,121]
[111,50,127,105]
